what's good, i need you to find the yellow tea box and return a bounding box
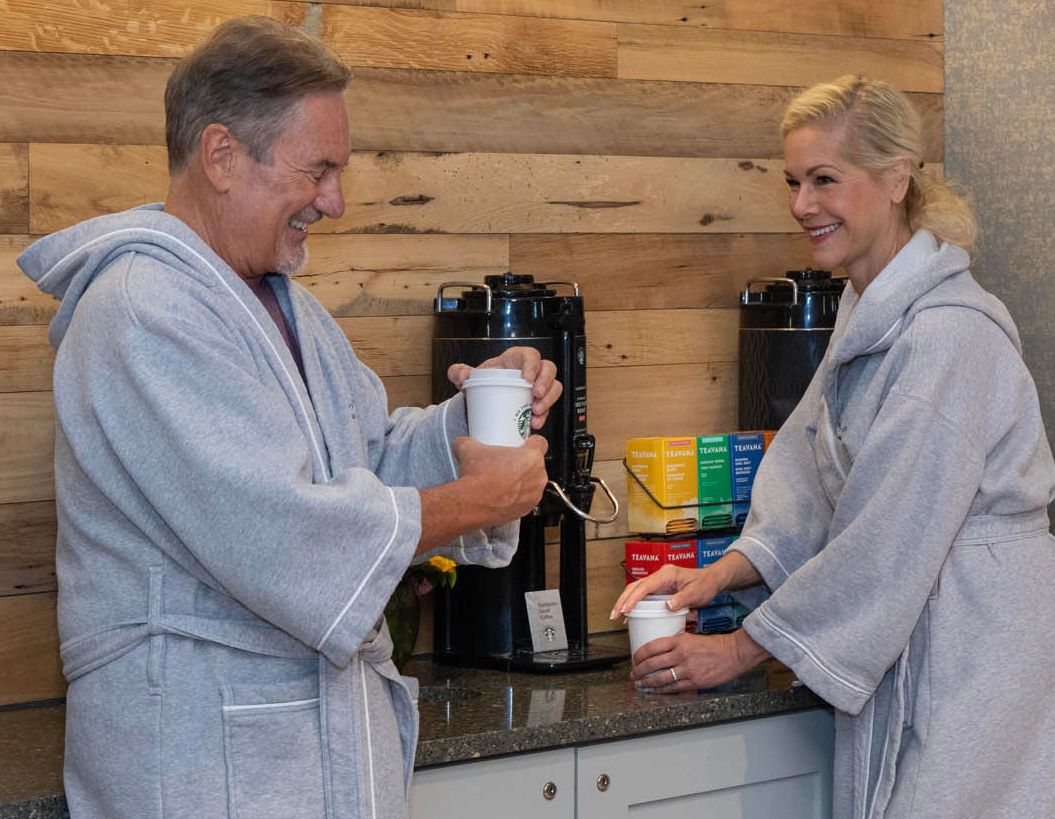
[625,437,700,534]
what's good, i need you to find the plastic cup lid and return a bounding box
[462,368,533,389]
[628,598,689,617]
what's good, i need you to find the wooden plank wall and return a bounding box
[0,0,944,706]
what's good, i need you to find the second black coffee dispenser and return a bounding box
[430,273,622,672]
[738,269,846,430]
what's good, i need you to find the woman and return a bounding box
[612,76,1055,818]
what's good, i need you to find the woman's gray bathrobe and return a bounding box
[18,205,518,819]
[733,230,1055,818]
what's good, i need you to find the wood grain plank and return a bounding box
[0,392,55,505]
[0,593,65,706]
[587,458,630,543]
[590,362,738,462]
[337,307,739,377]
[0,326,53,392]
[617,25,944,93]
[29,143,169,235]
[313,0,942,41]
[30,146,946,236]
[0,51,172,145]
[320,5,616,78]
[31,145,800,235]
[336,315,433,376]
[511,233,817,311]
[0,236,52,326]
[295,234,509,317]
[0,0,304,58]
[0,501,57,597]
[0,54,943,161]
[587,309,738,368]
[336,152,799,235]
[380,373,429,411]
[344,72,942,160]
[0,145,29,234]
[545,535,626,634]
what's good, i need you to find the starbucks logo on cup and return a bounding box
[516,406,532,439]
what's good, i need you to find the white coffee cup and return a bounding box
[627,595,689,657]
[462,368,534,447]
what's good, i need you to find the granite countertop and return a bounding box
[0,633,822,817]
[409,633,821,767]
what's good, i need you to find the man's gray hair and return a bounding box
[164,16,351,174]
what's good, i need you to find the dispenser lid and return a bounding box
[478,273,556,299]
[740,269,847,329]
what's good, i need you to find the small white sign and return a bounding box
[524,589,568,652]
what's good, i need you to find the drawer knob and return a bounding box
[596,773,610,792]
[543,781,557,800]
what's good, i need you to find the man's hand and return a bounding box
[453,435,550,521]
[416,435,549,553]
[447,347,562,430]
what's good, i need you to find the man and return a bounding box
[19,17,559,818]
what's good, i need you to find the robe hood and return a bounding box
[827,229,1021,366]
[18,203,233,350]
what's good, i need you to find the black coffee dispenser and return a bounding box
[738,269,846,430]
[430,273,623,672]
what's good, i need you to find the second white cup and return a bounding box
[627,595,689,657]
[462,368,534,447]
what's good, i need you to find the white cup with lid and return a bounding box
[462,368,534,447]
[627,595,689,657]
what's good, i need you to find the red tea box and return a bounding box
[624,539,698,583]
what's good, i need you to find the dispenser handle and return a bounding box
[537,280,581,297]
[741,277,798,306]
[545,477,620,524]
[435,281,492,313]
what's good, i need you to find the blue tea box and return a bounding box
[697,535,736,606]
[729,432,765,527]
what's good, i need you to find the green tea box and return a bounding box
[696,434,733,530]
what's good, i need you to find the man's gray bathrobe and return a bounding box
[734,230,1055,818]
[19,205,517,819]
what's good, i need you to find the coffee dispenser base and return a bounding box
[433,643,629,674]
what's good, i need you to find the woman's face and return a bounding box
[783,122,910,291]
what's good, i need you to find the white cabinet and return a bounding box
[577,710,834,819]
[410,747,575,819]
[411,709,833,819]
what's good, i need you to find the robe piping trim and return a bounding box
[361,657,378,819]
[441,397,468,558]
[222,698,320,712]
[859,316,903,357]
[317,486,401,651]
[737,535,792,582]
[754,605,871,696]
[37,226,330,479]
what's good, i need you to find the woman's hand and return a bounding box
[447,347,562,430]
[610,564,718,620]
[609,551,764,620]
[631,629,771,694]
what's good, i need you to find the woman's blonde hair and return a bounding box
[781,75,977,249]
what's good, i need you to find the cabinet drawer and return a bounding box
[576,709,834,819]
[410,748,575,819]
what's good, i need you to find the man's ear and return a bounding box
[197,123,238,193]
